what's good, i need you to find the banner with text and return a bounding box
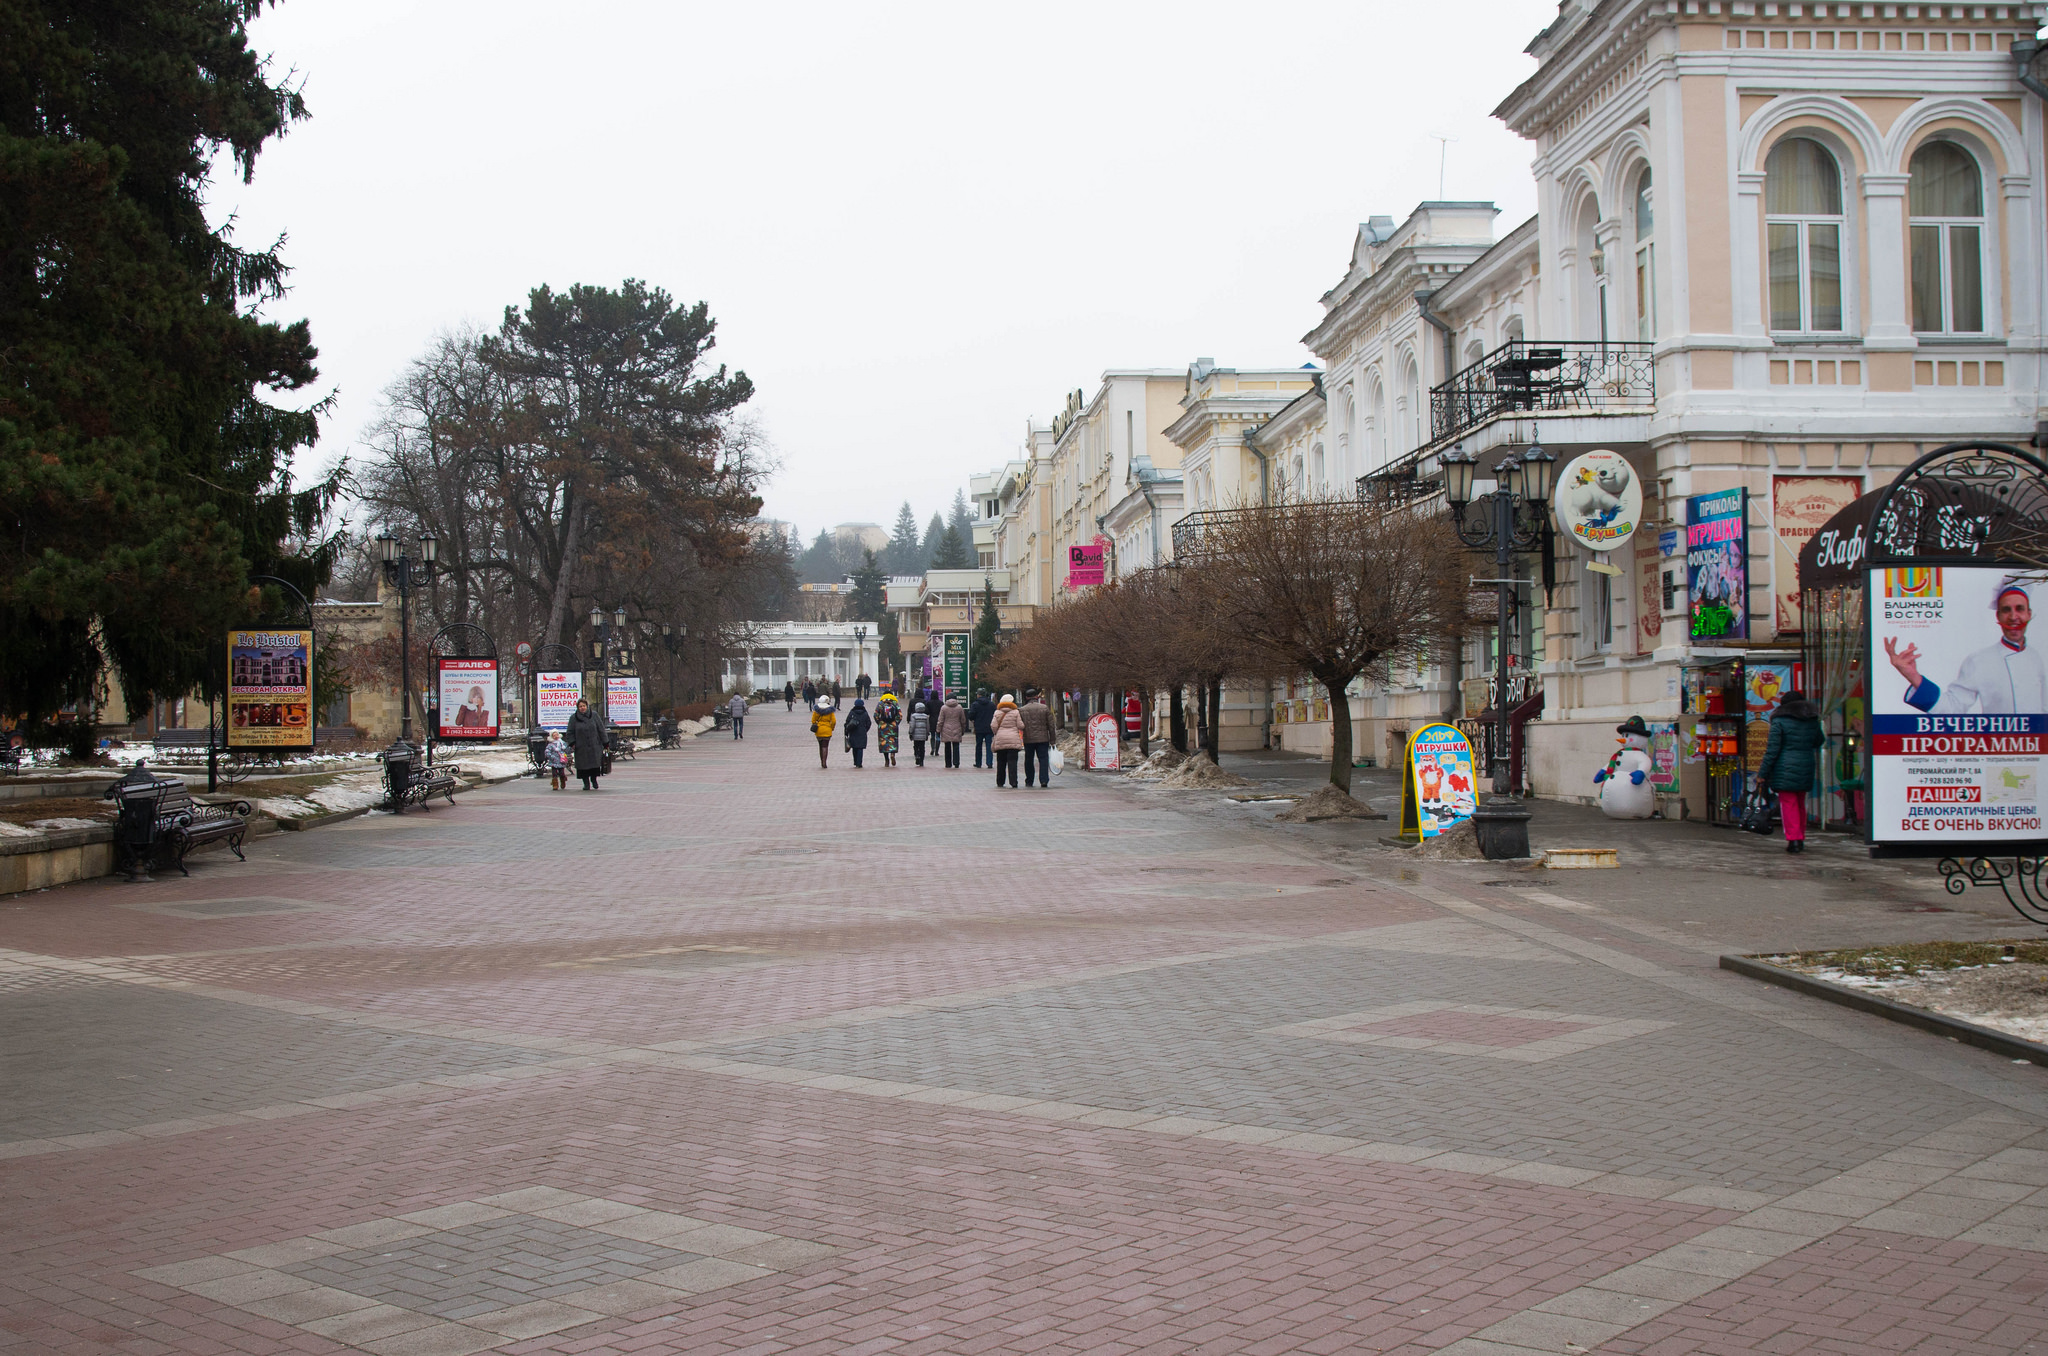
[436,658,500,741]
[1687,488,1748,641]
[536,671,583,731]
[1870,564,2048,844]
[227,629,313,749]
[606,675,642,727]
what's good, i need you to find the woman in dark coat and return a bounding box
[843,698,872,769]
[1758,690,1827,853]
[565,699,606,790]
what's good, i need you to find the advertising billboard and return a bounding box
[606,675,642,727]
[436,658,500,741]
[942,633,969,698]
[1067,541,1106,589]
[1687,488,1748,640]
[1772,475,1862,633]
[1400,723,1478,839]
[1869,566,2048,844]
[227,629,313,749]
[536,670,583,731]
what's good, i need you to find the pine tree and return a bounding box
[796,529,841,584]
[931,525,973,570]
[885,502,921,576]
[2,0,341,725]
[847,549,886,622]
[948,489,974,542]
[969,576,1002,693]
[921,513,945,568]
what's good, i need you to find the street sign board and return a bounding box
[227,629,314,749]
[536,671,581,730]
[435,657,500,741]
[606,676,642,727]
[942,634,969,698]
[1086,713,1120,769]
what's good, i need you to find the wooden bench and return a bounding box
[105,774,251,877]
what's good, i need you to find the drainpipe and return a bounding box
[1243,426,1270,506]
[2014,38,2048,101]
[1415,289,1457,380]
[1137,479,1162,566]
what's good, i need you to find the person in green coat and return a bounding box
[1757,690,1827,853]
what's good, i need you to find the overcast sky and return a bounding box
[217,1,1549,542]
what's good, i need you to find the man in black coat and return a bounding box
[969,688,996,769]
[784,680,795,711]
[565,700,606,790]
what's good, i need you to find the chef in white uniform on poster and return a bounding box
[1884,576,2048,714]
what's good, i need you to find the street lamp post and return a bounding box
[376,530,438,742]
[1440,437,1556,859]
[852,624,867,695]
[661,622,686,712]
[590,604,627,728]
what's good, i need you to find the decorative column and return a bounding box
[1861,173,1914,350]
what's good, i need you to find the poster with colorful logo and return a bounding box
[1086,713,1120,769]
[1687,488,1748,640]
[1869,565,2048,844]
[536,670,583,731]
[227,629,313,749]
[436,658,500,741]
[1551,449,1642,555]
[606,676,642,727]
[1772,476,1862,634]
[1745,663,1793,774]
[1649,723,1680,789]
[942,634,969,699]
[1401,723,1478,839]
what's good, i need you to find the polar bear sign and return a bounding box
[1551,449,1642,556]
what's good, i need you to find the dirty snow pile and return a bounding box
[1156,752,1249,789]
[1124,748,1189,781]
[1406,819,1490,860]
[246,769,392,822]
[1276,784,1384,822]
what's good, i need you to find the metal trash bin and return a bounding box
[382,740,416,814]
[107,765,165,882]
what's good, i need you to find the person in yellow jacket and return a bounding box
[809,697,837,770]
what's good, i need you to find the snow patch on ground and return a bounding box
[1793,961,2048,1047]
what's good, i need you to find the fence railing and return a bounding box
[1430,340,1655,446]
[1170,502,1367,561]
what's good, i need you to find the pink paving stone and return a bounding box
[1349,1010,1595,1047]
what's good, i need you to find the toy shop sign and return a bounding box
[1551,449,1642,554]
[1868,564,2048,843]
[1399,723,1477,839]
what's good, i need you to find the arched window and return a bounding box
[1369,378,1386,464]
[1463,340,1485,368]
[1503,315,1525,345]
[1910,141,1985,334]
[1311,443,1325,494]
[1764,137,1844,333]
[1403,362,1421,450]
[1290,454,1305,499]
[1633,167,1656,342]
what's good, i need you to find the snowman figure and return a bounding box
[1592,715,1657,819]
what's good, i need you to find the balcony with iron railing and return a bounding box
[1429,340,1655,448]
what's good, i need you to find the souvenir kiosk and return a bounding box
[1795,489,1887,832]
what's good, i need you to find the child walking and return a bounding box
[545,731,569,791]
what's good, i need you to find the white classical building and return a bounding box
[719,621,881,692]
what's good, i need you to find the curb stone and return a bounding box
[1721,953,2048,1066]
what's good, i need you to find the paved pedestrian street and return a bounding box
[6,707,2048,1356]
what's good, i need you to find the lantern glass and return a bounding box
[418,532,438,564]
[1521,440,1557,505]
[614,606,628,629]
[377,531,398,564]
[589,605,604,631]
[1440,448,1476,507]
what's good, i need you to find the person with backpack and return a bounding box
[907,701,932,767]
[969,688,996,769]
[936,695,967,769]
[843,697,872,769]
[1757,689,1828,854]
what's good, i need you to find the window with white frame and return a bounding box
[1403,363,1420,450]
[1311,443,1325,494]
[1909,141,1985,335]
[1764,138,1845,333]
[1633,167,1656,342]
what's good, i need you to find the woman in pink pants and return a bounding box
[1757,691,1827,854]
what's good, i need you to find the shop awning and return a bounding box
[1795,489,1888,589]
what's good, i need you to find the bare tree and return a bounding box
[1192,499,1478,792]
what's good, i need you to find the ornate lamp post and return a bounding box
[661,622,686,710]
[376,530,438,742]
[852,624,867,694]
[1440,437,1556,858]
[590,603,627,726]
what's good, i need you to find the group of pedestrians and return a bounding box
[987,689,1055,788]
[541,698,610,791]
[795,683,1052,785]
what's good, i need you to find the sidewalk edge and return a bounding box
[1720,953,2048,1065]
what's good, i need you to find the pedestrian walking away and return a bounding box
[1020,688,1054,787]
[784,680,795,711]
[856,671,872,700]
[937,694,966,768]
[1757,691,1827,853]
[832,679,843,710]
[990,693,1024,788]
[727,690,747,739]
[545,730,569,791]
[908,701,931,767]
[802,679,817,708]
[810,698,836,770]
[844,697,872,769]
[875,692,900,767]
[565,699,606,790]
[969,687,996,769]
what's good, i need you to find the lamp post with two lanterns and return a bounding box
[1438,437,1556,858]
[589,604,629,729]
[374,529,437,810]
[661,622,686,711]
